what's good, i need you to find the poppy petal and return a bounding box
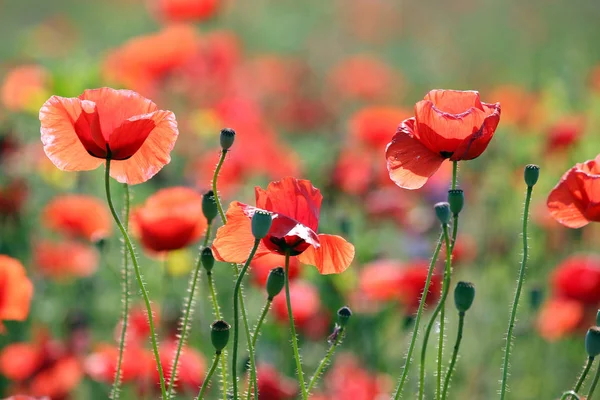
[423,90,485,114]
[109,110,178,185]
[211,202,270,263]
[297,234,354,274]
[547,168,592,228]
[40,96,104,171]
[451,103,501,160]
[108,114,157,160]
[0,255,33,322]
[255,177,323,232]
[386,118,444,190]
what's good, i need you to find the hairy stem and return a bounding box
[196,352,222,400]
[246,298,273,400]
[441,312,465,400]
[306,328,344,394]
[588,364,600,399]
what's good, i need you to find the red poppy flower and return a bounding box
[0,255,33,330]
[386,90,501,189]
[34,240,98,279]
[323,353,390,399]
[39,87,178,185]
[250,253,300,287]
[272,281,321,329]
[328,55,397,102]
[256,363,297,400]
[114,304,161,346]
[546,116,584,153]
[349,106,412,151]
[85,344,152,384]
[42,195,111,242]
[1,65,50,113]
[0,343,43,381]
[551,255,600,305]
[151,0,220,22]
[212,177,354,274]
[28,356,83,399]
[132,187,207,253]
[547,156,600,228]
[153,340,205,393]
[537,298,584,341]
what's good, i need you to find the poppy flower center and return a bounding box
[440,151,454,158]
[264,235,311,256]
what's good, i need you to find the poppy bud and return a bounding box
[448,189,464,216]
[202,190,218,223]
[524,164,540,187]
[211,320,231,353]
[454,281,475,313]
[337,306,352,328]
[201,247,215,273]
[586,327,600,357]
[597,309,600,326]
[266,267,285,300]
[434,202,451,225]
[220,128,236,150]
[252,210,272,240]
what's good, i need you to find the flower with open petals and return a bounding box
[0,255,33,330]
[212,177,354,274]
[42,195,111,242]
[39,87,178,185]
[547,155,600,228]
[386,89,501,189]
[132,187,207,253]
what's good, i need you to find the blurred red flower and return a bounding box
[34,240,98,279]
[545,116,585,153]
[359,259,441,313]
[487,85,538,128]
[154,340,205,393]
[386,90,501,189]
[547,155,600,228]
[250,253,300,287]
[0,179,28,218]
[328,55,397,102]
[39,87,179,185]
[42,195,111,242]
[1,65,50,113]
[85,344,153,384]
[132,187,207,252]
[537,298,584,341]
[272,280,321,330]
[0,255,33,330]
[349,107,412,151]
[150,0,220,22]
[212,177,355,275]
[551,255,600,305]
[321,353,390,399]
[256,363,297,400]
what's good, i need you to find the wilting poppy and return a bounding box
[212,177,354,274]
[547,155,600,228]
[0,255,33,330]
[151,0,220,22]
[34,240,98,279]
[250,253,300,287]
[39,87,179,185]
[132,187,207,253]
[42,195,111,242]
[272,280,321,329]
[256,363,297,400]
[551,255,600,305]
[386,90,501,189]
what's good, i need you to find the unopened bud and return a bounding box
[266,267,285,300]
[586,327,600,357]
[202,190,218,223]
[220,128,236,150]
[434,202,451,225]
[448,189,464,216]
[252,210,272,240]
[201,247,215,273]
[211,320,231,353]
[454,281,475,313]
[524,164,540,187]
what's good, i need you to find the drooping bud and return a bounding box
[434,202,451,225]
[266,267,285,300]
[337,306,352,328]
[448,189,464,216]
[251,210,272,240]
[211,320,230,353]
[201,247,215,273]
[524,164,540,187]
[454,281,475,313]
[220,128,236,150]
[586,327,600,357]
[202,190,218,223]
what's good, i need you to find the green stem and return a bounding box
[104,158,167,399]
[588,363,600,399]
[572,357,595,397]
[306,328,344,394]
[560,391,581,400]
[246,298,273,400]
[212,150,228,225]
[196,352,222,400]
[441,312,465,400]
[207,272,228,400]
[111,184,130,400]
[392,232,444,400]
[499,185,533,400]
[285,251,308,400]
[167,225,212,398]
[419,224,452,400]
[451,161,458,190]
[232,239,260,400]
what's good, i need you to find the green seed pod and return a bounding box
[220,128,236,150]
[434,202,451,225]
[337,306,352,328]
[454,281,475,313]
[251,210,272,240]
[524,164,540,187]
[211,320,231,352]
[201,247,215,273]
[586,327,600,357]
[266,267,285,300]
[202,190,218,223]
[448,189,464,216]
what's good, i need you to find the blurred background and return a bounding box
[2,0,600,399]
